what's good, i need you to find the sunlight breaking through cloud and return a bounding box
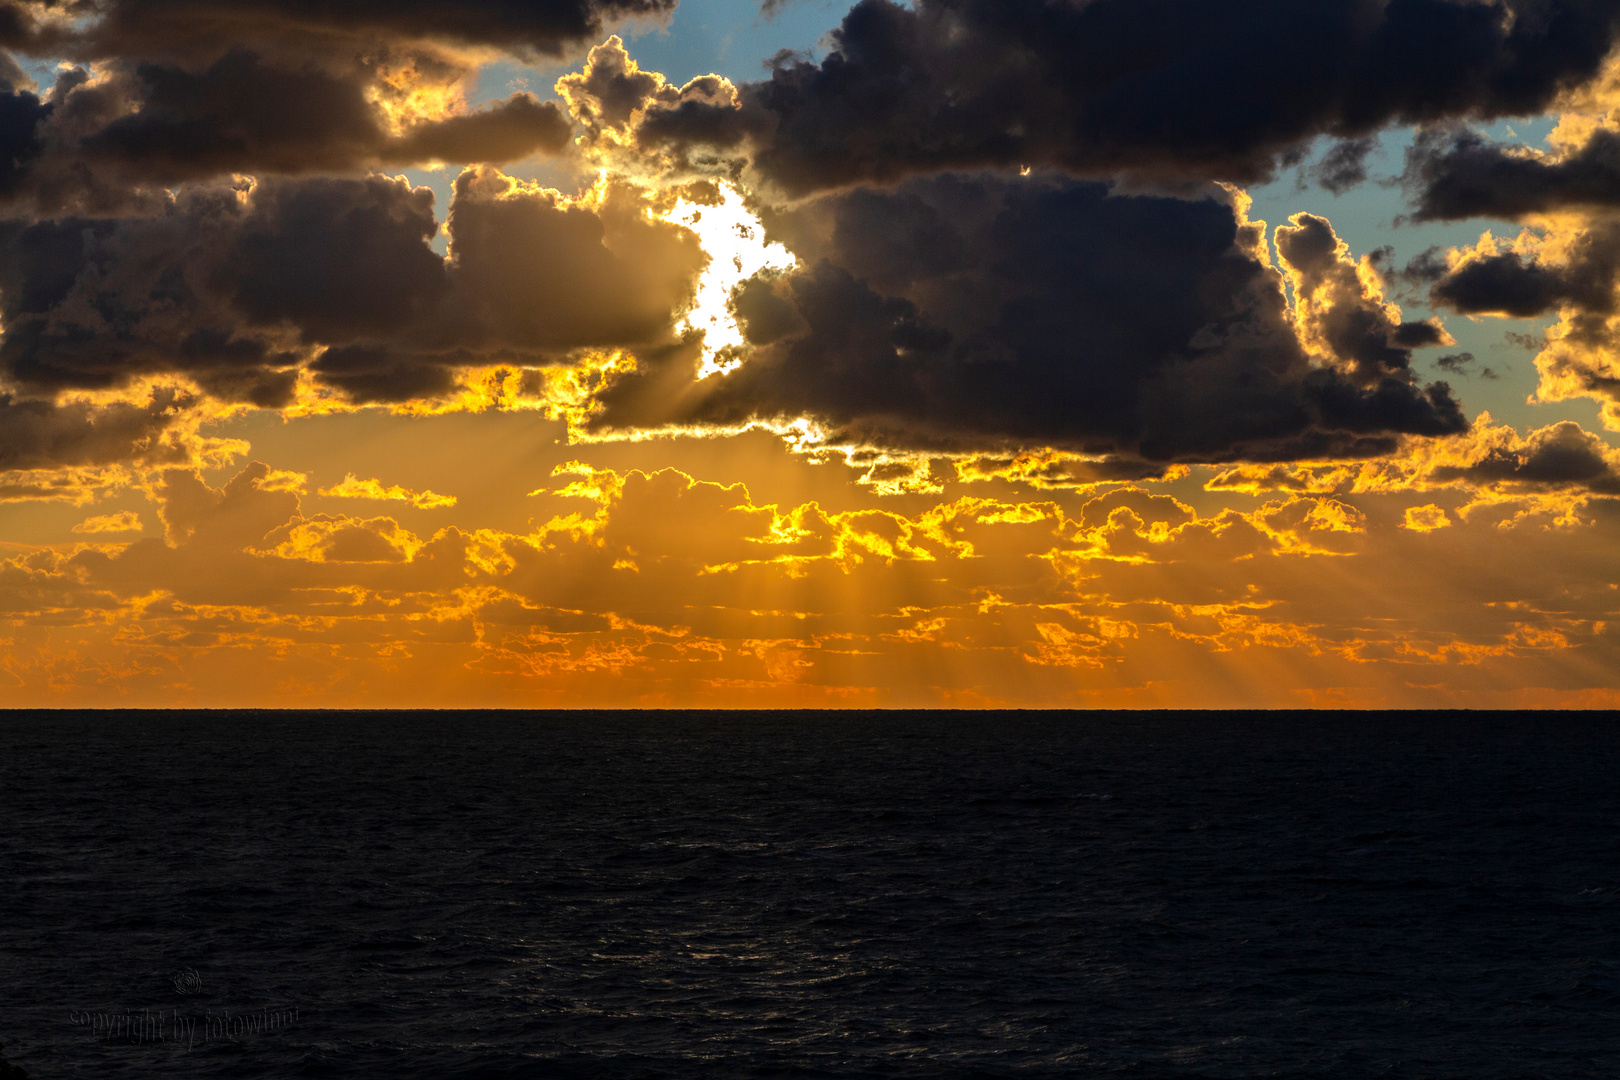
[664,184,796,379]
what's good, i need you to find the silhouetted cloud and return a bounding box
[0,168,706,404]
[0,0,660,208]
[1,0,678,57]
[1405,126,1620,221]
[1432,419,1620,493]
[1308,136,1379,195]
[0,387,199,470]
[2,52,573,207]
[597,174,1465,460]
[1421,222,1620,320]
[625,0,1620,194]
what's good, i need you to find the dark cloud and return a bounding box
[77,50,384,183]
[308,344,460,405]
[559,36,747,175]
[1436,351,1499,379]
[1274,212,1450,384]
[1434,420,1620,493]
[1307,136,1379,195]
[1404,126,1620,221]
[6,0,678,58]
[218,175,446,342]
[438,166,705,351]
[0,0,637,210]
[0,386,197,471]
[6,49,572,203]
[627,0,1620,195]
[0,84,47,195]
[0,179,409,403]
[380,93,572,166]
[1423,222,1620,320]
[596,174,1466,461]
[0,168,707,403]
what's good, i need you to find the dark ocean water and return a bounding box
[1,711,1617,1079]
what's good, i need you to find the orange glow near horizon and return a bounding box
[3,28,1620,711]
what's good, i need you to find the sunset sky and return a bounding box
[4,0,1620,707]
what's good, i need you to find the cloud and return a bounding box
[0,0,647,213]
[439,167,705,351]
[220,176,447,343]
[1204,412,1620,502]
[596,174,1465,461]
[72,509,142,533]
[0,168,707,408]
[557,35,746,175]
[7,447,1616,708]
[1428,418,1620,493]
[619,0,1620,195]
[1426,236,1620,320]
[0,386,222,471]
[0,84,48,197]
[1403,504,1451,531]
[0,178,378,404]
[25,0,678,58]
[1436,352,1498,379]
[1408,221,1620,428]
[268,514,419,563]
[1275,212,1451,385]
[379,93,572,166]
[1404,126,1620,222]
[9,52,575,207]
[319,473,457,508]
[1307,136,1380,195]
[156,460,300,546]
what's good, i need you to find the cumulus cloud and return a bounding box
[595,174,1465,461]
[0,168,706,405]
[1406,221,1620,428]
[6,446,1615,708]
[6,58,573,212]
[0,386,213,471]
[1429,418,1620,493]
[72,509,142,533]
[618,0,1620,194]
[1421,223,1620,319]
[1205,412,1620,502]
[1405,126,1620,222]
[319,474,457,509]
[440,167,704,351]
[0,0,654,210]
[7,0,1617,484]
[55,51,572,190]
[8,0,678,58]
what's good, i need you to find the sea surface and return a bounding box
[1,710,1617,1078]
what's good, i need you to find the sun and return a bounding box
[663,184,797,379]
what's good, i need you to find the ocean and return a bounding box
[1,710,1616,1078]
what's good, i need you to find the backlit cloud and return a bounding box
[3,0,1620,707]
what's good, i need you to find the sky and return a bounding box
[3,0,1620,708]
